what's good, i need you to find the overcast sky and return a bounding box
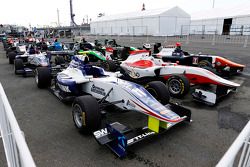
[0,0,249,27]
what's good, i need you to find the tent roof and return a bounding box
[93,6,190,22]
[191,2,250,20]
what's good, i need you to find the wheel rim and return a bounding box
[168,79,182,94]
[73,104,84,128]
[199,64,207,68]
[199,61,209,68]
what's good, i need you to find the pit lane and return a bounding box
[0,39,249,167]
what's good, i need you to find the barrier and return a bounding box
[216,121,250,167]
[0,83,36,167]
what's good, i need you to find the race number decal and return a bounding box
[192,57,198,65]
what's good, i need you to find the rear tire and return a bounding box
[8,52,16,64]
[198,60,219,75]
[167,75,190,98]
[35,67,51,88]
[198,60,213,68]
[102,60,117,72]
[72,95,101,133]
[14,59,24,74]
[55,56,65,65]
[6,48,12,57]
[145,81,170,105]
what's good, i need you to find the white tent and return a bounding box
[190,3,250,35]
[90,6,191,36]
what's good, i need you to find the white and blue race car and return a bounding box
[35,54,191,157]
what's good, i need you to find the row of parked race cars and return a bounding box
[2,36,246,157]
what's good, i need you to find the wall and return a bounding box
[91,15,190,36]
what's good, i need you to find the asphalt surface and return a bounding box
[0,39,250,167]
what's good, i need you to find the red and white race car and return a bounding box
[153,43,245,77]
[119,50,240,105]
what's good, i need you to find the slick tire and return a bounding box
[202,66,218,75]
[198,60,213,68]
[167,75,190,98]
[55,56,65,65]
[72,95,101,133]
[6,48,12,57]
[8,52,16,64]
[14,59,24,74]
[198,60,219,75]
[35,67,51,88]
[102,60,117,72]
[145,81,170,105]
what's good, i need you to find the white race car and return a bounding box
[35,54,191,157]
[119,51,240,105]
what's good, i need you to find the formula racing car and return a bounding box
[78,50,119,72]
[14,48,69,76]
[14,52,51,76]
[34,54,191,157]
[7,42,27,63]
[153,43,245,77]
[119,50,240,105]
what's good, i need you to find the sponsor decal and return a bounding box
[127,131,155,145]
[192,57,198,64]
[93,128,108,139]
[91,85,106,96]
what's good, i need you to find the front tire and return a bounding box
[167,75,190,98]
[145,81,170,105]
[72,95,101,133]
[35,67,51,88]
[102,60,117,72]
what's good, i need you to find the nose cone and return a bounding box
[216,57,245,68]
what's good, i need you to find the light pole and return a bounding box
[57,8,60,27]
[212,0,215,8]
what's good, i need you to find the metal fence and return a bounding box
[183,24,250,36]
[80,23,250,47]
[80,34,249,48]
[0,83,36,167]
[217,121,250,167]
